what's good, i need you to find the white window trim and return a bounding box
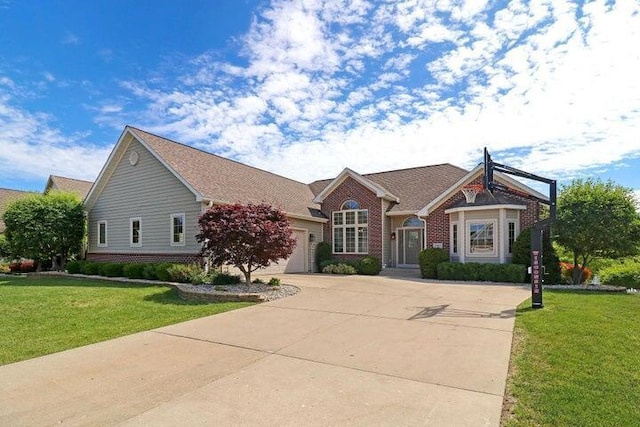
[466,219,498,257]
[450,221,459,256]
[332,209,369,254]
[130,217,142,247]
[170,213,186,247]
[97,221,108,248]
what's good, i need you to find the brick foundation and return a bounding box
[86,253,201,264]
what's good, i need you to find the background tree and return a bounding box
[3,191,85,270]
[555,179,640,284]
[511,227,562,284]
[197,203,296,284]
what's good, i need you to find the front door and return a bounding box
[398,228,423,266]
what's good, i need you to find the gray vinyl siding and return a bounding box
[88,139,201,254]
[291,218,323,273]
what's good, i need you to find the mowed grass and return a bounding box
[504,290,640,426]
[0,276,252,365]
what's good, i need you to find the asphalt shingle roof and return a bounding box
[310,164,469,213]
[0,188,36,233]
[129,127,324,219]
[46,175,94,200]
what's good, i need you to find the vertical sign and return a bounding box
[531,228,544,308]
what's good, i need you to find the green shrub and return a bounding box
[82,262,100,275]
[0,263,10,274]
[252,278,266,284]
[437,262,526,283]
[419,248,449,279]
[268,277,281,287]
[315,241,333,271]
[166,263,202,283]
[154,263,173,282]
[190,271,217,285]
[212,272,242,285]
[322,263,357,274]
[357,256,382,275]
[512,227,562,284]
[100,262,124,277]
[66,260,84,274]
[600,262,640,289]
[123,263,146,279]
[142,264,159,280]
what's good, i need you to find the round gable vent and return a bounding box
[129,151,139,165]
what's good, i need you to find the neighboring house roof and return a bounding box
[44,175,94,200]
[86,126,325,221]
[310,163,469,214]
[0,188,36,233]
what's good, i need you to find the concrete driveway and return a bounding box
[0,274,529,426]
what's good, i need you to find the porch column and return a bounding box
[499,208,507,263]
[459,210,465,263]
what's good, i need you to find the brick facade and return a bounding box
[86,252,201,264]
[320,176,383,262]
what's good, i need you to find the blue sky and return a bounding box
[1,0,639,202]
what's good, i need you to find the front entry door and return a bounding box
[398,228,423,266]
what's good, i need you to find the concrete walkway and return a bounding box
[0,274,529,426]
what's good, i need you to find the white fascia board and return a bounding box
[386,210,418,216]
[444,204,527,214]
[84,128,132,210]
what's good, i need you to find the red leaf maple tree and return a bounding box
[196,203,296,284]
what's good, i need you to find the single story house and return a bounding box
[84,126,546,272]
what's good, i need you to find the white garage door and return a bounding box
[257,229,306,275]
[284,230,306,273]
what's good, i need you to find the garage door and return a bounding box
[284,230,306,273]
[258,229,306,275]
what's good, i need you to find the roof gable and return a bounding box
[417,164,549,216]
[310,163,469,213]
[312,168,399,204]
[86,127,324,220]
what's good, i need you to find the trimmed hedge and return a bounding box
[319,256,382,275]
[357,256,382,275]
[600,262,640,289]
[100,262,124,277]
[322,263,357,274]
[437,262,527,283]
[315,241,332,272]
[123,263,146,279]
[211,272,242,285]
[419,248,449,279]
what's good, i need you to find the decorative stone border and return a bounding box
[25,271,300,303]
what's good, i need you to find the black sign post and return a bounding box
[484,148,556,309]
[530,229,543,308]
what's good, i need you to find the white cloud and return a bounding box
[111,0,640,187]
[0,87,110,182]
[61,32,79,45]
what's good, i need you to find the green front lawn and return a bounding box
[504,290,640,426]
[0,276,252,365]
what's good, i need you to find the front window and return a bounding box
[508,221,517,254]
[467,221,495,256]
[451,222,458,255]
[333,202,368,254]
[130,218,141,247]
[171,213,185,246]
[97,221,107,247]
